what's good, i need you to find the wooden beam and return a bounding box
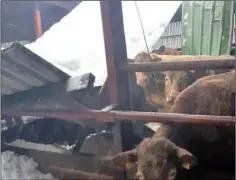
[2,73,95,110]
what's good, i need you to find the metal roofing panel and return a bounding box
[161,21,181,37]
[1,40,30,50]
[1,43,70,96]
[152,21,182,49]
[155,36,182,49]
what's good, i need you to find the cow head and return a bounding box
[164,71,196,103]
[112,137,197,180]
[134,52,164,91]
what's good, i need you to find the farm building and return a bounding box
[1,1,235,180]
[154,2,235,55]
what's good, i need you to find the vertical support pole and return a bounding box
[100,1,133,179]
[100,1,130,105]
[34,2,42,39]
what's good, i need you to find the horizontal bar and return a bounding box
[122,59,235,72]
[2,108,235,126]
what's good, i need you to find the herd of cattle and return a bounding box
[1,45,235,179]
[111,46,235,180]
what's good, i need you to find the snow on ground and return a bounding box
[2,140,74,179]
[2,151,56,179]
[25,1,181,86]
[1,116,43,131]
[1,119,8,131]
[7,139,71,154]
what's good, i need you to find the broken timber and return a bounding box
[2,73,95,110]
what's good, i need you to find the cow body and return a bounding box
[112,71,235,180]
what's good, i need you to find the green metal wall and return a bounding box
[182,1,234,55]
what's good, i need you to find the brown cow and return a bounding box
[134,52,170,112]
[152,46,181,55]
[112,70,235,180]
[134,51,234,110]
[169,70,235,116]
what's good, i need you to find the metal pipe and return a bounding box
[33,2,42,39]
[122,59,235,72]
[2,108,235,126]
[100,1,130,104]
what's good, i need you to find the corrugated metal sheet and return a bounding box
[182,1,234,55]
[1,43,70,96]
[1,40,30,50]
[152,21,182,50]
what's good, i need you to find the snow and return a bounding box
[1,116,42,131]
[1,151,56,179]
[1,119,8,131]
[25,1,181,86]
[7,139,70,154]
[2,140,74,179]
[60,144,75,151]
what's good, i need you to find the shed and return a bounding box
[153,1,235,54]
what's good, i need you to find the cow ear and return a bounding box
[112,149,137,169]
[175,146,197,170]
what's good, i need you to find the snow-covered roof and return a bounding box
[25,1,181,86]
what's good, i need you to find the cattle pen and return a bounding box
[1,1,236,180]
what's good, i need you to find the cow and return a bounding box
[112,70,235,180]
[152,45,181,55]
[134,51,234,110]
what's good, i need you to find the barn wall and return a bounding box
[182,1,234,55]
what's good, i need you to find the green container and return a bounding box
[182,1,235,55]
